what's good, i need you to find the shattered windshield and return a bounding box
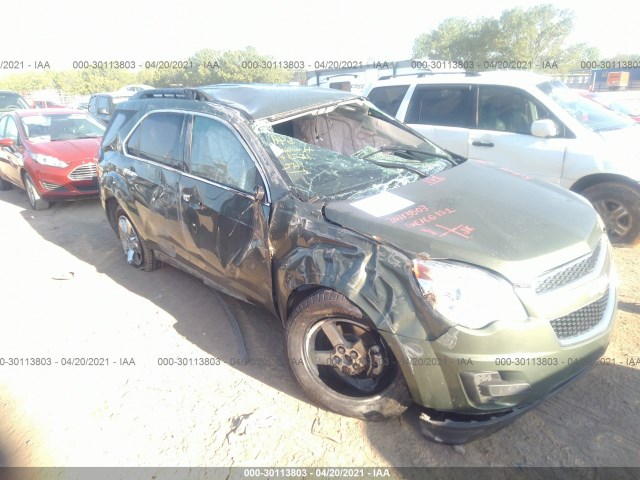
[255,100,452,201]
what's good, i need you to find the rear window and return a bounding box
[367,85,409,116]
[405,85,472,128]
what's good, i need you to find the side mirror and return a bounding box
[0,138,15,148]
[97,108,109,115]
[254,185,265,203]
[531,119,559,138]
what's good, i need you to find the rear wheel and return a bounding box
[286,289,411,420]
[582,182,640,246]
[116,207,157,271]
[24,173,50,210]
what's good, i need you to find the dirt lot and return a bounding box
[0,187,639,473]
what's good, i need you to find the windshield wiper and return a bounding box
[359,157,427,177]
[359,145,452,162]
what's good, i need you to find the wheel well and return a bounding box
[104,196,120,235]
[284,285,378,331]
[571,173,639,193]
[285,285,324,322]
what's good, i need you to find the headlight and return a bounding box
[412,259,527,329]
[33,154,68,168]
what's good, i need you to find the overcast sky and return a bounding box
[6,0,638,71]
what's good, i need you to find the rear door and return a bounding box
[123,111,188,262]
[400,84,473,158]
[469,85,568,184]
[179,113,272,307]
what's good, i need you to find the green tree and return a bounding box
[135,47,294,87]
[0,47,295,97]
[413,5,599,72]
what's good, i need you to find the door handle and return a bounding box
[182,193,203,209]
[122,168,137,179]
[471,140,494,148]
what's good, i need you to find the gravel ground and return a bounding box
[0,188,638,475]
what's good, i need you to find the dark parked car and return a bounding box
[0,109,105,209]
[98,86,616,444]
[0,91,30,112]
[88,93,127,125]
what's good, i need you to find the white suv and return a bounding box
[365,71,640,245]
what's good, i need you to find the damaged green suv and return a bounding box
[98,86,617,444]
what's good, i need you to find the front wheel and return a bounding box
[582,182,640,246]
[116,207,157,271]
[24,173,49,210]
[286,289,411,420]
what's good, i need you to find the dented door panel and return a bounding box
[179,175,272,309]
[127,161,187,262]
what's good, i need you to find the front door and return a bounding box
[179,114,272,307]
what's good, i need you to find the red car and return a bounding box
[0,109,105,210]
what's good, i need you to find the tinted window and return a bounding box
[405,85,471,127]
[478,86,560,136]
[126,112,185,167]
[367,85,410,116]
[189,115,259,193]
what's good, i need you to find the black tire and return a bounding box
[286,289,411,420]
[115,207,157,271]
[0,176,12,191]
[582,182,640,246]
[23,173,50,210]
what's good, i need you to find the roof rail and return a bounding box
[131,88,212,102]
[378,71,481,81]
[378,72,430,80]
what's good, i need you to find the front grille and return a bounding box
[68,163,97,181]
[536,240,602,294]
[550,289,609,340]
[40,181,67,191]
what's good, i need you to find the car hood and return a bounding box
[27,138,101,163]
[323,161,600,284]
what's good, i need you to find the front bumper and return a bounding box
[383,280,616,437]
[417,349,602,445]
[29,163,99,200]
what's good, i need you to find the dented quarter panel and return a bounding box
[268,194,455,403]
